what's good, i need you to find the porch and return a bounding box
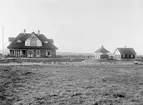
[9,49,40,58]
[9,49,27,57]
[8,49,55,58]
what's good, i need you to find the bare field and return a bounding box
[1,63,143,105]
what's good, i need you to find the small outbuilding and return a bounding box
[113,47,136,60]
[94,45,110,59]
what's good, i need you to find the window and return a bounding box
[28,50,33,58]
[125,54,127,58]
[30,38,37,46]
[46,50,52,56]
[17,40,22,43]
[36,50,40,55]
[20,51,22,55]
[44,41,48,43]
[131,54,133,58]
[36,50,40,57]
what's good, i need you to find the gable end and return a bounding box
[25,33,42,46]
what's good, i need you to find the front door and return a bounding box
[36,50,40,57]
[27,50,33,58]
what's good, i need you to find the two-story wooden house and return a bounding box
[7,30,58,58]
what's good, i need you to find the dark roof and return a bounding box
[0,53,3,57]
[9,37,15,42]
[7,32,58,50]
[95,45,110,53]
[115,48,136,55]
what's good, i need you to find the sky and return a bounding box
[0,0,143,54]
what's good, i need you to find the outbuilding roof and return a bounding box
[95,45,110,53]
[7,32,58,50]
[115,48,136,55]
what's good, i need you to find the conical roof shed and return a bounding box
[94,45,110,59]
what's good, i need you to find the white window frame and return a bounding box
[27,50,33,57]
[36,50,40,57]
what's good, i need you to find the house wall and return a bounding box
[94,53,101,59]
[40,49,46,58]
[114,49,121,60]
[94,53,109,59]
[8,49,56,58]
[26,49,56,58]
[52,50,56,57]
[45,49,56,58]
[26,49,44,58]
[121,54,136,59]
[100,54,109,59]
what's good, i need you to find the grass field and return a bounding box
[0,62,143,105]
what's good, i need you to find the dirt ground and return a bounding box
[0,62,143,105]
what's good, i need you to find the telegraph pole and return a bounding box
[2,26,4,58]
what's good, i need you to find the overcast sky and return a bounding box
[0,0,143,54]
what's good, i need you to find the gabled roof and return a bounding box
[95,45,110,53]
[115,48,136,55]
[7,32,58,50]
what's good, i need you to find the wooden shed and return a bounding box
[94,45,110,59]
[113,47,136,60]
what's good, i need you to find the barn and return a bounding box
[94,45,110,59]
[113,47,136,60]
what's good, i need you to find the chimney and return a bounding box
[101,45,104,48]
[38,30,40,35]
[24,29,26,33]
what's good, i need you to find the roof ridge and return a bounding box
[117,47,134,49]
[95,46,110,53]
[7,32,58,50]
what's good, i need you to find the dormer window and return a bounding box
[17,40,22,43]
[44,41,48,43]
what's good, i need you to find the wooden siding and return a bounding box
[114,49,136,60]
[94,53,109,59]
[114,49,121,60]
[40,49,46,58]
[40,49,56,58]
[8,49,56,58]
[25,33,42,46]
[94,53,101,59]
